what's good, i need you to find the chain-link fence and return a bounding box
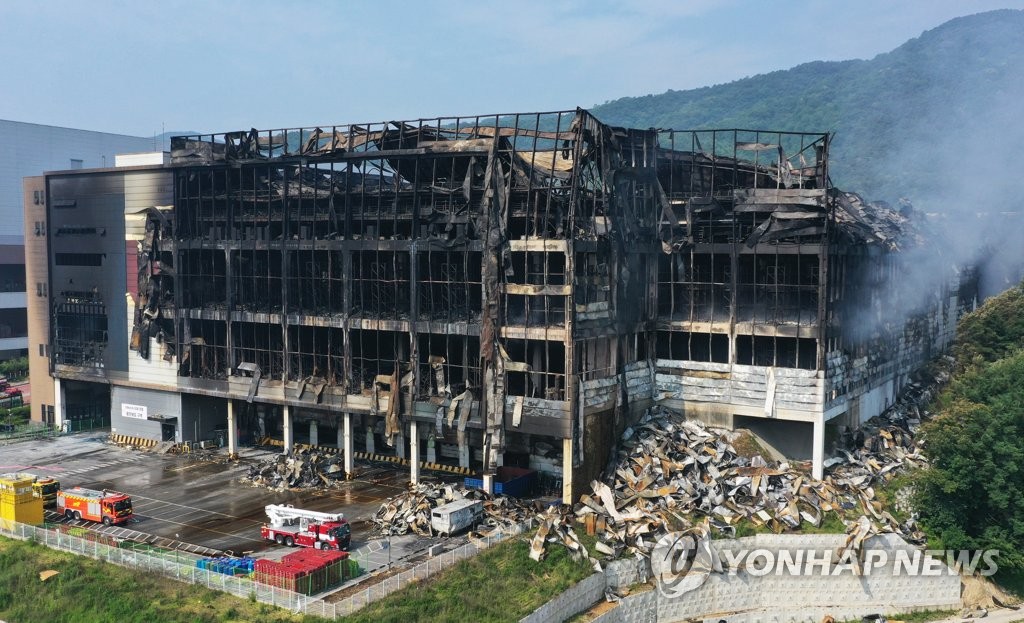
[0,515,533,619]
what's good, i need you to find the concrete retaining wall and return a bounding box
[519,571,606,623]
[524,533,962,623]
[592,589,658,623]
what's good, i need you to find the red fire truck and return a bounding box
[57,487,133,526]
[260,504,351,550]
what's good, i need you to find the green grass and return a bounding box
[798,512,849,535]
[840,610,956,623]
[898,612,958,623]
[337,532,597,623]
[875,472,915,523]
[0,536,329,623]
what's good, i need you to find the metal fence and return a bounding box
[0,422,60,443]
[0,515,532,619]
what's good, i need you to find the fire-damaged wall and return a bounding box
[33,108,976,496]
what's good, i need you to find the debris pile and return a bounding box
[242,449,346,489]
[531,388,941,563]
[372,482,534,537]
[530,504,604,571]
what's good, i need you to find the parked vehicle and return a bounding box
[0,387,22,409]
[260,504,351,550]
[27,475,60,507]
[430,499,483,536]
[57,487,133,526]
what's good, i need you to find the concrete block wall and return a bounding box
[592,589,657,623]
[605,557,648,589]
[519,571,606,623]
[655,533,960,622]
[524,533,961,623]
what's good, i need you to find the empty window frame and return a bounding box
[287,250,344,315]
[177,168,237,241]
[349,329,408,394]
[53,301,107,366]
[735,335,817,370]
[736,254,818,325]
[231,321,282,380]
[287,325,344,384]
[574,251,610,308]
[181,319,229,379]
[179,249,226,309]
[345,157,413,240]
[655,330,729,364]
[576,338,615,382]
[657,253,730,322]
[508,251,565,286]
[55,253,103,266]
[501,111,577,240]
[417,250,482,321]
[503,339,565,400]
[287,163,347,241]
[417,333,481,397]
[351,251,410,320]
[232,249,282,313]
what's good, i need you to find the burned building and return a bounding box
[25,109,975,498]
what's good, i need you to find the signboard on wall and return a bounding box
[121,403,148,420]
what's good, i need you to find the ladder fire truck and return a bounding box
[260,504,351,551]
[57,487,133,526]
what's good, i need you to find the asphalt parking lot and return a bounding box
[1,432,449,572]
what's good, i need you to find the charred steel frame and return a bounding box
[143,109,834,471]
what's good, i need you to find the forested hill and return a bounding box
[591,9,1024,206]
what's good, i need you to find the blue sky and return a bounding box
[1,0,1022,137]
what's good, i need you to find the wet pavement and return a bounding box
[1,432,446,570]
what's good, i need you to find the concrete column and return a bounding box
[482,473,494,495]
[396,430,406,459]
[426,434,436,464]
[562,438,574,502]
[309,420,318,447]
[343,413,354,477]
[226,400,237,457]
[282,405,293,454]
[458,439,470,468]
[365,427,375,454]
[53,378,65,430]
[409,420,420,485]
[812,415,825,481]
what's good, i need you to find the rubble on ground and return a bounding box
[241,448,347,490]
[371,482,536,537]
[528,358,954,564]
[242,360,953,571]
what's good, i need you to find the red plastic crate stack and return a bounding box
[253,549,351,595]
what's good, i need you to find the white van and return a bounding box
[430,499,483,536]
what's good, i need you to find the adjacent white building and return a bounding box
[0,120,153,358]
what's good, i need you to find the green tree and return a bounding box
[915,301,1024,572]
